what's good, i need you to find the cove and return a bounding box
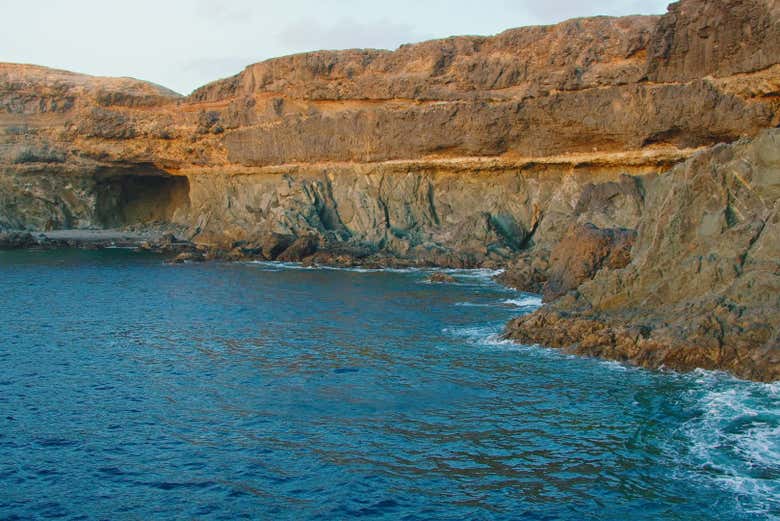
[0,250,777,520]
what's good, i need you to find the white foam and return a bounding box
[502,295,543,308]
[597,359,632,372]
[248,261,313,271]
[442,324,499,340]
[246,261,503,280]
[442,324,523,348]
[441,268,505,280]
[441,324,573,361]
[679,377,780,516]
[736,422,780,470]
[453,292,543,309]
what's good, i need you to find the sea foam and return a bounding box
[679,372,780,517]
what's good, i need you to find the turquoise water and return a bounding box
[0,249,777,520]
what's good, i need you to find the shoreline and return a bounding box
[0,229,167,249]
[2,234,777,384]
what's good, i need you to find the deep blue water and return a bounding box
[0,249,778,521]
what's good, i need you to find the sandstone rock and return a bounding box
[647,0,780,82]
[0,0,777,179]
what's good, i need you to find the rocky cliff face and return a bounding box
[506,130,780,382]
[0,0,778,378]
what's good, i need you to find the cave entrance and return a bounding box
[95,170,190,228]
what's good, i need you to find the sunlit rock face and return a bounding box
[1,0,778,246]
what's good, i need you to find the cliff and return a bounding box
[0,0,778,379]
[506,130,780,382]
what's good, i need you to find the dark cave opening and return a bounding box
[95,170,190,228]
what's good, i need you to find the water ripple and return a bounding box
[0,250,776,520]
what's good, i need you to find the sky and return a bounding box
[0,0,671,94]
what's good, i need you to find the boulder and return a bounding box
[428,273,457,284]
[542,224,636,302]
[261,233,296,260]
[277,235,320,262]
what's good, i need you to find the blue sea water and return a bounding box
[0,249,777,521]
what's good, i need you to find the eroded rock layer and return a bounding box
[0,0,778,379]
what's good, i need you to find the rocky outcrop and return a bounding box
[1,3,778,245]
[1,2,778,167]
[0,231,37,249]
[497,173,647,291]
[0,0,778,378]
[181,157,670,266]
[647,0,780,81]
[542,223,636,301]
[428,273,457,284]
[506,130,780,382]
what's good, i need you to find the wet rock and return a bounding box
[299,244,376,267]
[138,234,197,255]
[497,253,550,294]
[428,273,456,284]
[159,233,177,245]
[166,251,205,264]
[0,232,38,249]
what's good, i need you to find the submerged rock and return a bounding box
[428,273,457,284]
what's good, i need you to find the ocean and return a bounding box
[0,249,777,520]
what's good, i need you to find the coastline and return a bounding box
[2,236,777,384]
[1,0,778,385]
[3,248,776,519]
[2,0,779,518]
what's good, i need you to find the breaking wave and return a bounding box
[502,295,543,307]
[678,371,780,518]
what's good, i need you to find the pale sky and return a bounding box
[0,0,671,94]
